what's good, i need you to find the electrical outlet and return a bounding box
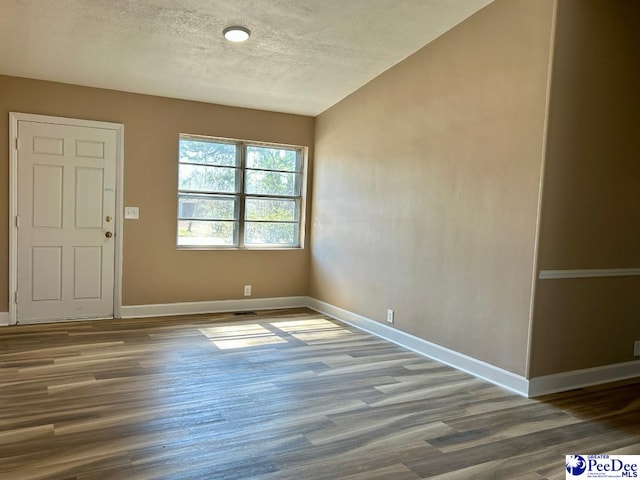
[243,285,252,297]
[634,340,640,357]
[386,309,394,324]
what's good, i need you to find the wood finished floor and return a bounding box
[1,308,639,480]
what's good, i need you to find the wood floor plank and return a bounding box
[1,308,638,479]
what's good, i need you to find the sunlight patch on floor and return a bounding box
[200,324,286,349]
[271,318,353,343]
[200,318,352,349]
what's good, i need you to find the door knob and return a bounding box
[105,231,113,238]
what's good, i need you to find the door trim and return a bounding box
[9,113,124,326]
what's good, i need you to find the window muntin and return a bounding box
[177,135,305,248]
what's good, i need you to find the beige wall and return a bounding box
[529,0,640,376]
[311,0,555,375]
[0,75,315,311]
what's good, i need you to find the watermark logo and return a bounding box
[566,455,639,478]
[567,455,587,476]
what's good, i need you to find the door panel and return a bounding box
[76,140,105,159]
[74,247,103,299]
[33,136,64,155]
[17,120,117,323]
[31,247,63,301]
[75,168,104,228]
[32,165,63,228]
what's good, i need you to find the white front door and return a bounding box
[16,120,117,323]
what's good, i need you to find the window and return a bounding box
[177,135,305,248]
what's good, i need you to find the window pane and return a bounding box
[246,146,299,172]
[245,198,298,221]
[178,194,236,220]
[178,220,236,246]
[244,222,298,246]
[179,139,237,166]
[245,170,298,196]
[179,164,237,193]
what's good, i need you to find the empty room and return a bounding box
[1,0,639,479]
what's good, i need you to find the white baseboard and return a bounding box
[0,312,8,326]
[307,298,530,397]
[120,296,308,319]
[528,360,640,397]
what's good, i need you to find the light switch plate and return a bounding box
[124,206,139,219]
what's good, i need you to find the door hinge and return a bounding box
[15,215,19,229]
[14,291,19,304]
[15,137,20,150]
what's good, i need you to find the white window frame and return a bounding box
[177,134,307,250]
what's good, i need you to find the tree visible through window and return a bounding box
[177,135,305,248]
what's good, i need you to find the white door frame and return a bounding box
[9,112,124,326]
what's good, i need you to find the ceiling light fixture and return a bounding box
[223,26,251,43]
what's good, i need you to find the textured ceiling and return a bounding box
[0,0,493,116]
